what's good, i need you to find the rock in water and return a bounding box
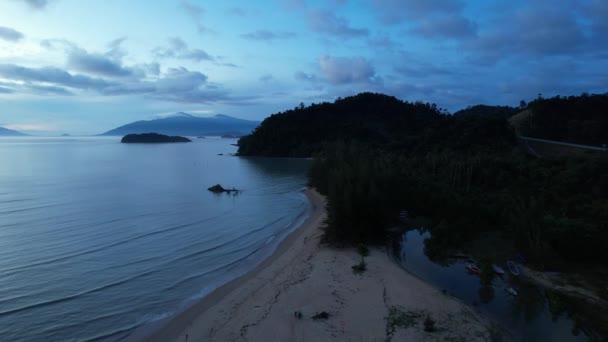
[207,184,240,193]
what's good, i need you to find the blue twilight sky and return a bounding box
[0,0,606,135]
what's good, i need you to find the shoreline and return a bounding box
[140,189,323,342]
[145,189,491,341]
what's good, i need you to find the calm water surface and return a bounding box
[395,229,589,342]
[0,137,310,341]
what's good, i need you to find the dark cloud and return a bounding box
[0,61,243,105]
[106,37,128,60]
[26,84,73,95]
[153,37,214,62]
[0,64,113,90]
[466,3,587,63]
[0,86,14,94]
[241,30,296,42]
[67,49,132,77]
[0,26,24,42]
[306,9,368,39]
[318,55,375,84]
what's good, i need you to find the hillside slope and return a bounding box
[101,113,259,137]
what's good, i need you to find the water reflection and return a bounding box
[394,229,589,341]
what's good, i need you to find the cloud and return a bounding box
[372,0,465,24]
[67,49,133,77]
[0,26,24,42]
[0,86,14,94]
[240,30,296,42]
[3,123,57,131]
[318,55,375,84]
[306,9,368,39]
[0,64,112,90]
[411,15,477,39]
[466,3,587,63]
[294,71,318,83]
[371,0,475,41]
[259,74,274,83]
[586,0,608,37]
[393,53,455,78]
[26,84,73,95]
[180,1,211,33]
[367,34,399,50]
[153,37,214,62]
[19,0,52,9]
[227,7,248,16]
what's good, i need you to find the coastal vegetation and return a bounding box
[120,133,191,143]
[240,91,608,337]
[238,92,608,268]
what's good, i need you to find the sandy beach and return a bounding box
[146,189,491,342]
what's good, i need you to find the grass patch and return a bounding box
[351,260,367,274]
[385,306,424,336]
[357,244,370,257]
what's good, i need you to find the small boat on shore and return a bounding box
[507,261,520,276]
[492,265,505,275]
[506,287,518,296]
[466,263,481,275]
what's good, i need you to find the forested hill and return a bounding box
[238,93,520,157]
[453,104,519,120]
[512,93,608,146]
[237,93,445,157]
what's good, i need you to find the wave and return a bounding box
[0,216,219,277]
[0,267,162,318]
[0,203,61,215]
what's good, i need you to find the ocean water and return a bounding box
[0,137,311,341]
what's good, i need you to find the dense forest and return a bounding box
[238,93,443,157]
[515,93,608,146]
[238,92,608,265]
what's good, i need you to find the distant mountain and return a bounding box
[100,113,260,137]
[0,126,26,136]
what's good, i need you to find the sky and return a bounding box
[0,0,606,135]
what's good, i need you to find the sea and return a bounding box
[0,136,311,341]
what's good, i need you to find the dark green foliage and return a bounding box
[424,315,436,332]
[352,260,367,274]
[521,93,608,146]
[309,134,607,263]
[243,91,608,265]
[357,244,370,257]
[120,133,191,143]
[238,92,443,157]
[453,105,519,120]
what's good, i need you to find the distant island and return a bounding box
[121,133,191,143]
[0,126,26,136]
[101,113,260,137]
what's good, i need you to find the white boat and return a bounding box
[506,287,518,296]
[492,265,505,275]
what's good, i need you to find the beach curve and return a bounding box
[144,189,491,341]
